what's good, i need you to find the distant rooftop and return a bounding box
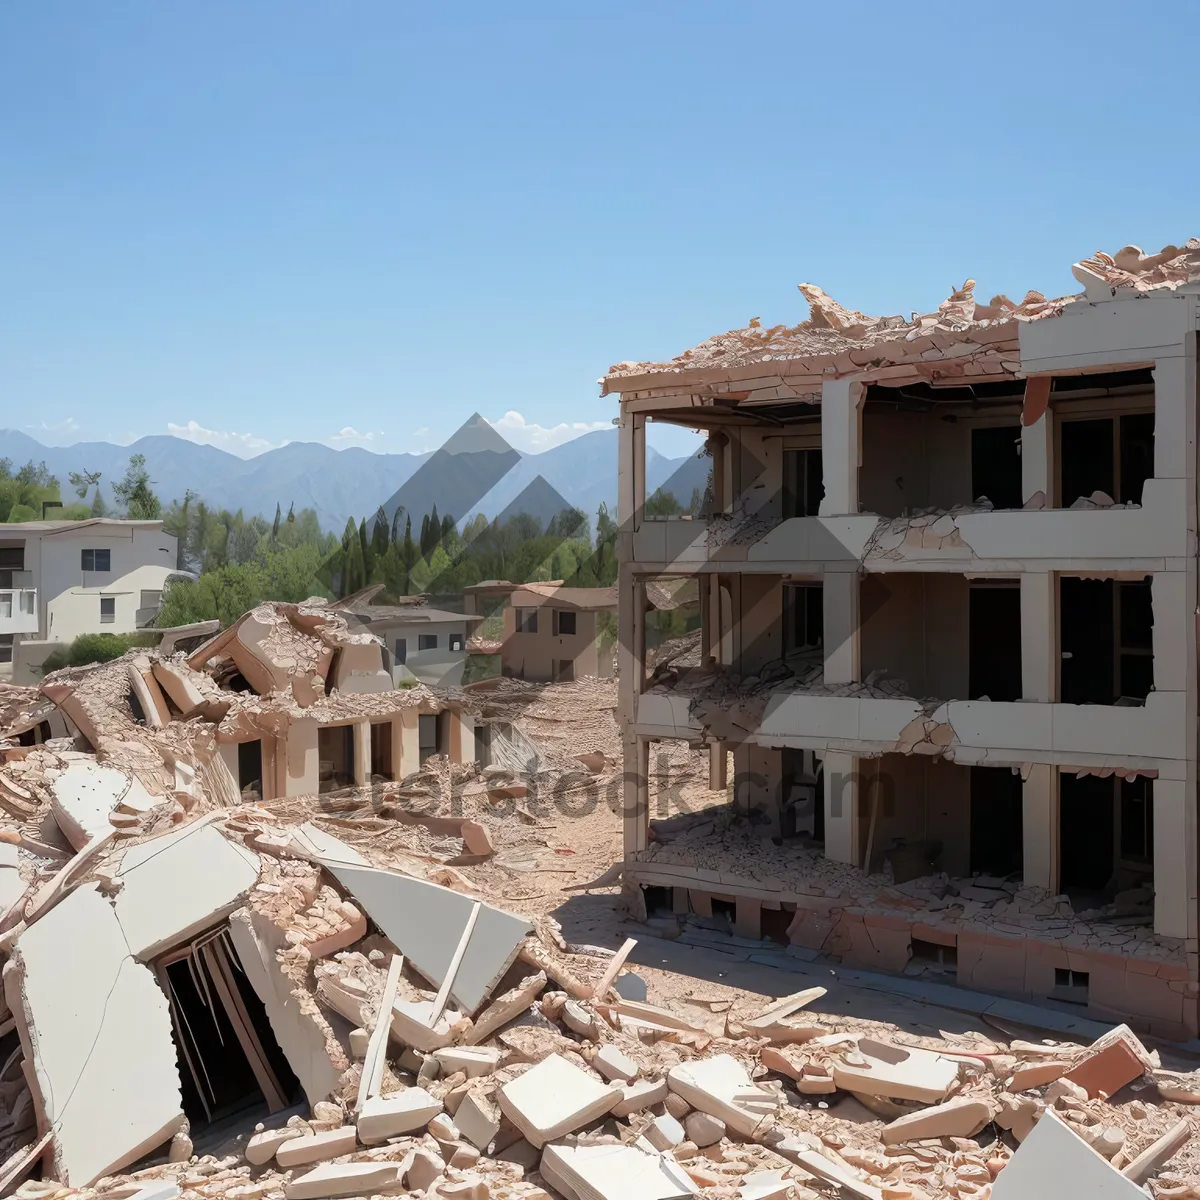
[0,517,166,535]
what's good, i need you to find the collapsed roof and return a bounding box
[601,239,1200,390]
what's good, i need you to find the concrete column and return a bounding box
[1152,572,1188,695]
[708,742,727,790]
[399,710,420,778]
[823,751,860,865]
[622,733,649,856]
[823,569,860,686]
[1022,764,1057,891]
[1021,413,1054,505]
[1020,572,1056,702]
[1153,776,1192,939]
[285,718,320,797]
[819,378,864,517]
[1152,356,1193,484]
[353,720,371,786]
[391,715,406,780]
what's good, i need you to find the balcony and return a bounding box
[636,669,1184,771]
[632,480,1185,574]
[0,589,39,635]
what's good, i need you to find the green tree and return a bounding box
[68,469,102,501]
[271,502,282,541]
[390,505,405,544]
[371,506,390,564]
[112,454,162,520]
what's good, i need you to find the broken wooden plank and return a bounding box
[355,954,404,1114]
[589,937,637,1001]
[429,901,481,1025]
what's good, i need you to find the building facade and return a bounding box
[0,518,182,678]
[611,241,1200,1038]
[499,583,616,682]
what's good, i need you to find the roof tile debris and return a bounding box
[603,238,1200,387]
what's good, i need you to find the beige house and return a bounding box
[0,518,182,680]
[503,584,615,682]
[609,239,1200,1040]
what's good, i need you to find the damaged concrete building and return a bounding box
[608,240,1200,1038]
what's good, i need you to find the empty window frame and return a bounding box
[81,547,111,572]
[515,607,538,634]
[418,633,438,651]
[970,425,1022,510]
[140,589,162,610]
[782,448,823,519]
[418,713,440,763]
[448,633,464,651]
[394,638,407,664]
[553,609,577,636]
[100,596,116,624]
[784,583,823,653]
[1059,577,1152,705]
[968,582,1021,701]
[1059,413,1154,508]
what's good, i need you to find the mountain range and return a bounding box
[0,421,710,534]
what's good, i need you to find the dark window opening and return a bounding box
[554,609,577,636]
[780,747,821,842]
[16,720,53,748]
[969,765,1023,877]
[1060,412,1154,508]
[785,584,823,653]
[783,449,824,518]
[971,425,1022,510]
[418,713,440,763]
[0,634,14,665]
[642,886,673,917]
[237,739,263,801]
[1059,772,1115,898]
[516,607,538,634]
[710,897,736,923]
[474,723,492,768]
[556,659,574,683]
[81,547,111,572]
[394,638,407,664]
[448,633,464,651]
[969,584,1021,701]
[99,596,116,624]
[1060,577,1152,706]
[317,724,355,792]
[370,721,393,780]
[418,633,437,651]
[910,937,958,972]
[160,933,301,1130]
[1120,776,1154,864]
[761,906,793,946]
[1051,967,1090,1005]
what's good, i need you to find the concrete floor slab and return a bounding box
[114,820,260,959]
[5,883,184,1185]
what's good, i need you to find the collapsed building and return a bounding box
[607,240,1200,1039]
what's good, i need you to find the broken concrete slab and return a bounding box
[49,761,161,851]
[246,1127,304,1165]
[1007,1060,1068,1091]
[880,1096,992,1145]
[1064,1027,1148,1099]
[540,1141,698,1200]
[667,1054,781,1138]
[285,1161,404,1200]
[738,1170,791,1200]
[463,972,545,1046]
[455,1090,502,1151]
[4,883,184,1185]
[992,1109,1145,1198]
[594,1044,638,1082]
[497,1053,621,1147]
[228,907,344,1108]
[321,861,532,1014]
[151,661,208,719]
[613,1077,669,1117]
[275,1126,357,1168]
[643,1113,685,1150]
[127,657,170,728]
[433,1046,503,1078]
[113,818,260,959]
[357,1089,443,1142]
[831,1038,958,1103]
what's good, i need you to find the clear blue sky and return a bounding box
[2,2,1195,461]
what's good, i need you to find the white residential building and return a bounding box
[610,241,1200,1040]
[0,519,181,680]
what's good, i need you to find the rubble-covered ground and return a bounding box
[3,652,1200,1200]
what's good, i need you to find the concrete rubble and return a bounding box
[0,606,1199,1200]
